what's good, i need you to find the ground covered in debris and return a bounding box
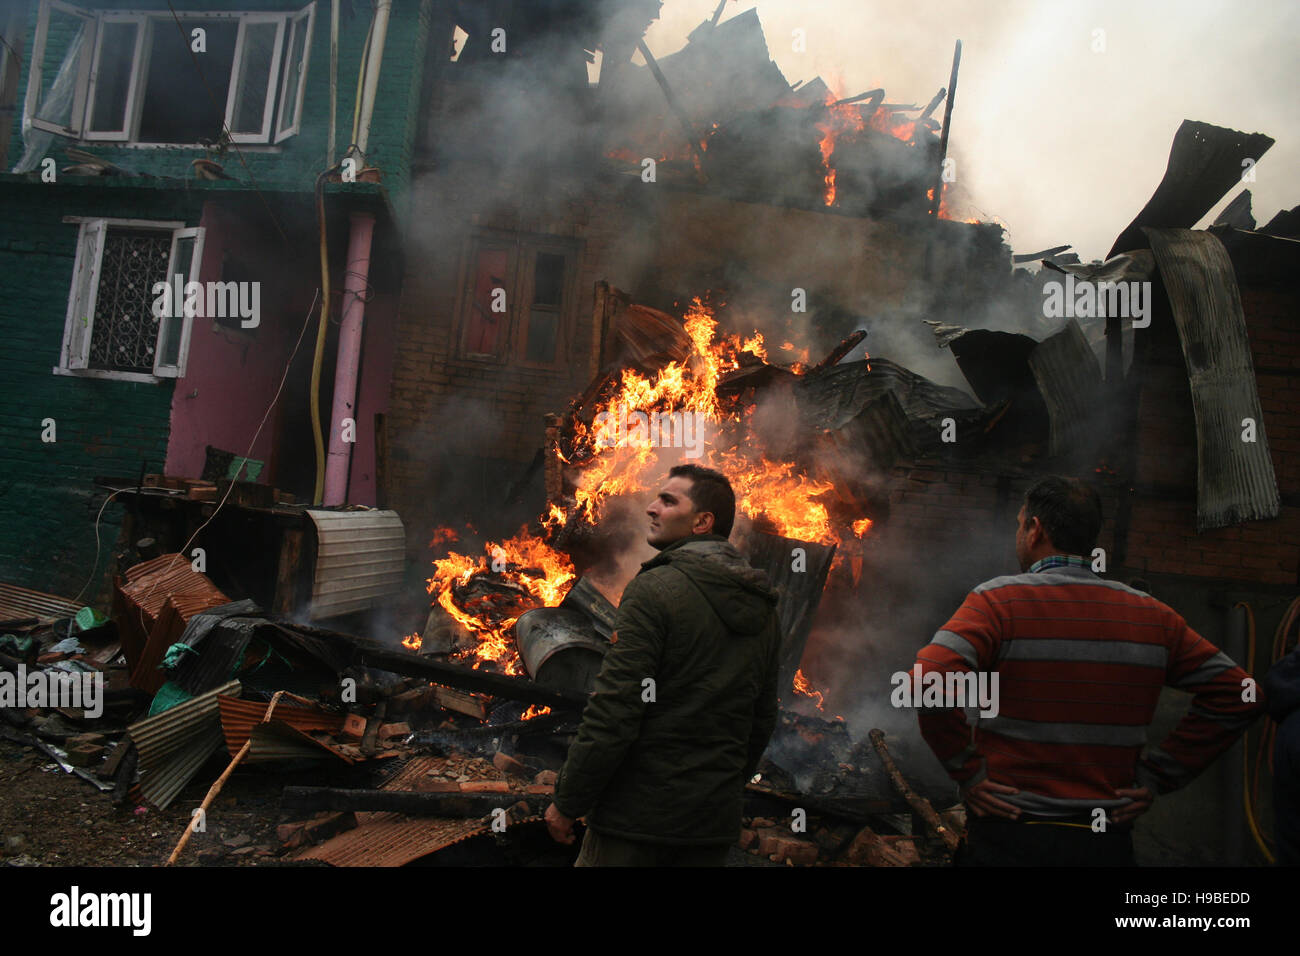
[0,738,302,867]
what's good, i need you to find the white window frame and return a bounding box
[83,12,149,141]
[25,2,314,145]
[26,0,95,137]
[55,217,205,384]
[274,2,315,143]
[224,13,286,144]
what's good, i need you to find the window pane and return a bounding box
[139,20,236,143]
[466,249,508,354]
[88,21,138,133]
[158,236,195,367]
[230,22,278,135]
[88,229,172,373]
[31,9,91,133]
[526,310,558,364]
[278,18,308,131]
[533,252,565,306]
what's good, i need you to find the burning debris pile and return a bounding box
[602,8,969,219]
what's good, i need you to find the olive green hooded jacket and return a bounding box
[553,534,782,845]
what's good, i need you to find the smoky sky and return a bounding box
[641,0,1299,262]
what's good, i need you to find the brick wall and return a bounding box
[0,187,201,593]
[386,171,627,556]
[1125,284,1300,586]
[884,463,1122,564]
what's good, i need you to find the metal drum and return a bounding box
[514,607,609,694]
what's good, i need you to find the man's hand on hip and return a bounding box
[545,802,576,844]
[1110,787,1154,824]
[963,779,1021,819]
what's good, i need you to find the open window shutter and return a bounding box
[274,3,315,143]
[62,218,106,370]
[153,226,205,378]
[84,13,147,141]
[26,1,97,137]
[225,15,286,143]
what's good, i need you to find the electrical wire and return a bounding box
[1236,602,1274,863]
[310,168,336,505]
[70,488,129,606]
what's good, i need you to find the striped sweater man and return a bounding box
[917,554,1262,818]
[914,477,1262,864]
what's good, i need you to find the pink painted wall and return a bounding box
[164,204,291,482]
[165,202,396,506]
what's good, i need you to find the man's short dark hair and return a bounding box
[1024,476,1103,556]
[669,464,736,538]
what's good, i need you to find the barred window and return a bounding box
[57,218,205,382]
[87,228,171,373]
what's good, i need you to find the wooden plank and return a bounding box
[431,685,489,720]
[274,529,304,617]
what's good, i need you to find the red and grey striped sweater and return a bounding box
[915,556,1263,818]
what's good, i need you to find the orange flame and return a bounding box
[852,517,873,538]
[561,297,840,545]
[521,704,552,720]
[427,529,576,675]
[401,632,422,651]
[793,668,826,710]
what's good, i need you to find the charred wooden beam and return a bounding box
[920,87,946,120]
[635,38,707,181]
[832,88,885,107]
[809,329,867,374]
[929,39,962,222]
[868,729,959,851]
[290,623,587,710]
[281,786,551,818]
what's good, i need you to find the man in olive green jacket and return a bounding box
[545,464,783,865]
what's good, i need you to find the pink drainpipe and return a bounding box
[324,210,376,505]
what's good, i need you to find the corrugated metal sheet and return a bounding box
[304,511,405,620]
[740,530,836,705]
[129,593,235,693]
[796,358,981,458]
[141,726,226,810]
[294,755,521,867]
[247,723,352,763]
[115,554,229,682]
[1027,319,1105,458]
[173,605,261,695]
[217,694,345,760]
[1144,227,1281,530]
[0,582,81,624]
[1109,121,1274,258]
[294,817,495,867]
[128,679,239,809]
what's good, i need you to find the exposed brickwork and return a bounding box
[1124,284,1298,585]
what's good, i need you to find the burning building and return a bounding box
[0,0,1293,869]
